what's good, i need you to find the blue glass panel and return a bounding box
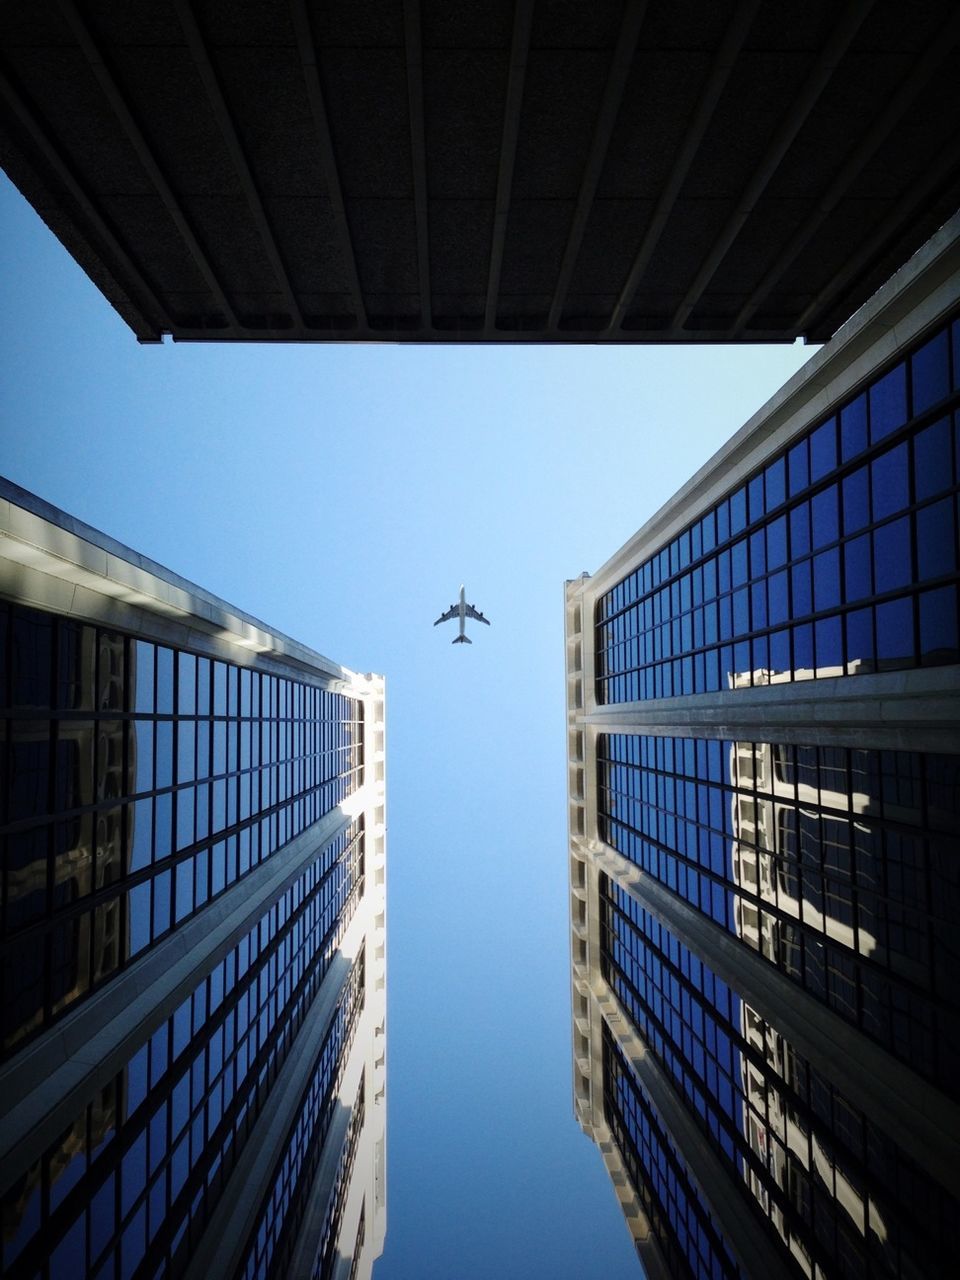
[842,466,870,534]
[811,485,839,549]
[914,416,952,501]
[154,793,171,859]
[750,583,767,630]
[789,439,809,496]
[793,623,813,675]
[121,1131,147,1216]
[152,869,171,936]
[129,881,151,956]
[875,597,913,665]
[870,362,908,443]
[767,514,787,568]
[155,721,173,789]
[791,502,811,557]
[749,529,765,578]
[810,418,837,482]
[730,488,747,535]
[177,653,195,716]
[912,328,950,414]
[748,474,764,523]
[156,647,174,715]
[716,501,730,544]
[50,1216,85,1280]
[765,457,786,510]
[90,1175,115,1261]
[815,616,843,672]
[768,570,790,625]
[954,320,960,392]
[133,642,154,714]
[873,517,912,593]
[871,443,909,520]
[702,510,716,553]
[840,394,868,462]
[916,497,956,580]
[846,607,874,669]
[770,627,790,675]
[919,587,959,663]
[844,534,872,603]
[813,548,841,611]
[792,559,812,615]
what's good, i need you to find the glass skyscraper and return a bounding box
[567,215,960,1278]
[0,481,387,1279]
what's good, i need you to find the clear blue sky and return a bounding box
[0,173,816,1279]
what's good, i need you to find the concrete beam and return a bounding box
[582,665,960,754]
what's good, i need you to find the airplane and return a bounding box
[434,585,490,644]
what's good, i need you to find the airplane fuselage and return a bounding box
[457,584,466,639]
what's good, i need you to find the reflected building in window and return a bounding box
[0,483,387,1280]
[566,215,960,1278]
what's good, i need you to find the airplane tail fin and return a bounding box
[452,634,472,645]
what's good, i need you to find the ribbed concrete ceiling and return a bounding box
[1,0,959,344]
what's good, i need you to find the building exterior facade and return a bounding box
[566,215,960,1278]
[0,480,386,1280]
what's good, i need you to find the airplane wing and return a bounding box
[465,604,490,625]
[433,605,458,626]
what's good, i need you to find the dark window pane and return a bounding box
[769,570,790,625]
[178,653,196,716]
[912,328,950,414]
[871,443,909,520]
[129,881,151,956]
[815,616,843,673]
[730,487,747,534]
[5,826,48,931]
[873,517,912,593]
[793,623,813,677]
[11,722,52,821]
[766,457,786,510]
[789,439,809,496]
[792,559,813,616]
[810,418,837,482]
[132,642,154,714]
[840,394,867,462]
[767,515,788,568]
[12,609,53,708]
[791,503,811,558]
[844,534,872,603]
[919,587,958,664]
[97,633,125,712]
[870,362,907,443]
[716,500,730,544]
[156,647,174,715]
[914,416,952,501]
[813,548,841,611]
[770,628,790,674]
[57,622,95,710]
[916,497,956,580]
[749,473,765,523]
[843,467,870,534]
[812,485,839,549]
[875,597,913,666]
[846,608,874,672]
[731,539,748,586]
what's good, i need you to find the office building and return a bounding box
[0,479,387,1279]
[1,2,959,345]
[566,217,960,1276]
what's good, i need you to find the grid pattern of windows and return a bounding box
[596,313,960,703]
[0,821,363,1280]
[240,958,365,1280]
[601,876,955,1279]
[602,1021,741,1280]
[310,1071,366,1280]
[0,604,363,1057]
[598,734,960,1098]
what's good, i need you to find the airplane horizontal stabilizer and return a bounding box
[452,634,472,644]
